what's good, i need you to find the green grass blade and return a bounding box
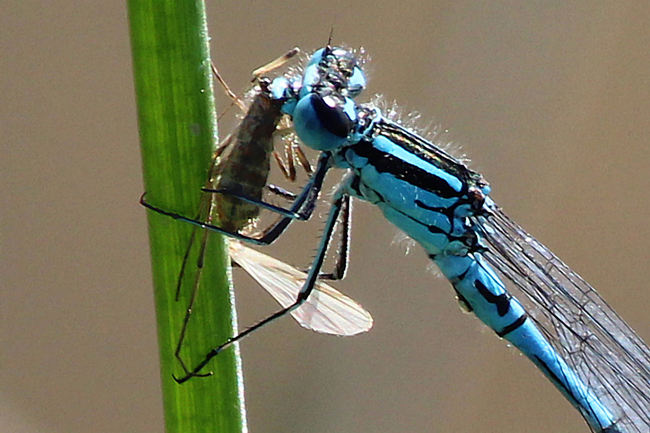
[128,1,246,432]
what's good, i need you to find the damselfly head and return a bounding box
[302,46,367,99]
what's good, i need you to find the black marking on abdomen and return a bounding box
[533,354,579,407]
[496,313,528,337]
[475,280,510,316]
[446,266,470,286]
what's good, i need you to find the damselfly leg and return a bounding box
[174,175,353,383]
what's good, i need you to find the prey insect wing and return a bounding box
[230,241,372,336]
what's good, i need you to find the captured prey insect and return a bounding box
[141,50,372,381]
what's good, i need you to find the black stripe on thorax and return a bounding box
[351,139,462,199]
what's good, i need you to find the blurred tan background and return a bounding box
[2,1,650,432]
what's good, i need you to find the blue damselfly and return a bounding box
[278,46,650,433]
[144,46,650,431]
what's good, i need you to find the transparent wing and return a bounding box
[475,198,650,432]
[229,241,373,336]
